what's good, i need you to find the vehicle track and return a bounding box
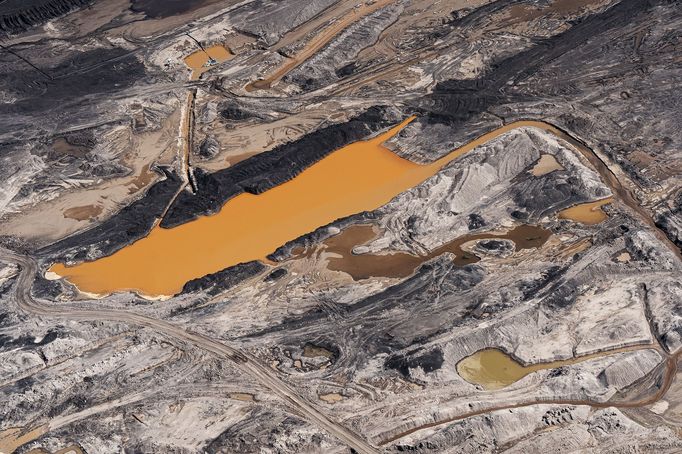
[372,120,682,444]
[245,0,395,91]
[0,249,379,454]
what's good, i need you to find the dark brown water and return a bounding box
[299,224,552,280]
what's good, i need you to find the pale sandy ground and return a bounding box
[2,108,181,243]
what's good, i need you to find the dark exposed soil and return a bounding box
[39,168,183,262]
[0,0,94,35]
[161,106,404,228]
[130,0,222,19]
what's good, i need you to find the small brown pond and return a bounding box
[184,44,232,81]
[50,138,90,158]
[530,154,563,176]
[63,204,103,221]
[244,79,271,92]
[558,197,613,225]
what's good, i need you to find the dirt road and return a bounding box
[0,249,379,454]
[246,0,395,91]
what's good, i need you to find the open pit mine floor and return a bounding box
[2,1,681,453]
[51,119,624,298]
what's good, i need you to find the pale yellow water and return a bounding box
[457,349,554,390]
[50,120,583,298]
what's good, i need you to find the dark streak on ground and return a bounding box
[0,0,94,35]
[130,0,221,19]
[39,167,183,262]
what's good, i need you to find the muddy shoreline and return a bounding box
[37,107,400,264]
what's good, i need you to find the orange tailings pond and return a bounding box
[51,120,568,298]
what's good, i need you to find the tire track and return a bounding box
[0,249,379,454]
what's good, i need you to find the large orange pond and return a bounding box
[50,120,570,297]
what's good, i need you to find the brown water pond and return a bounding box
[297,224,551,280]
[457,346,650,390]
[63,204,103,221]
[558,197,613,225]
[183,44,232,80]
[530,154,563,176]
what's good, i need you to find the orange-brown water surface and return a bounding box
[558,197,613,224]
[50,120,577,297]
[184,44,232,80]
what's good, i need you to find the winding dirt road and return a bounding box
[373,120,682,443]
[379,350,679,445]
[0,249,379,454]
